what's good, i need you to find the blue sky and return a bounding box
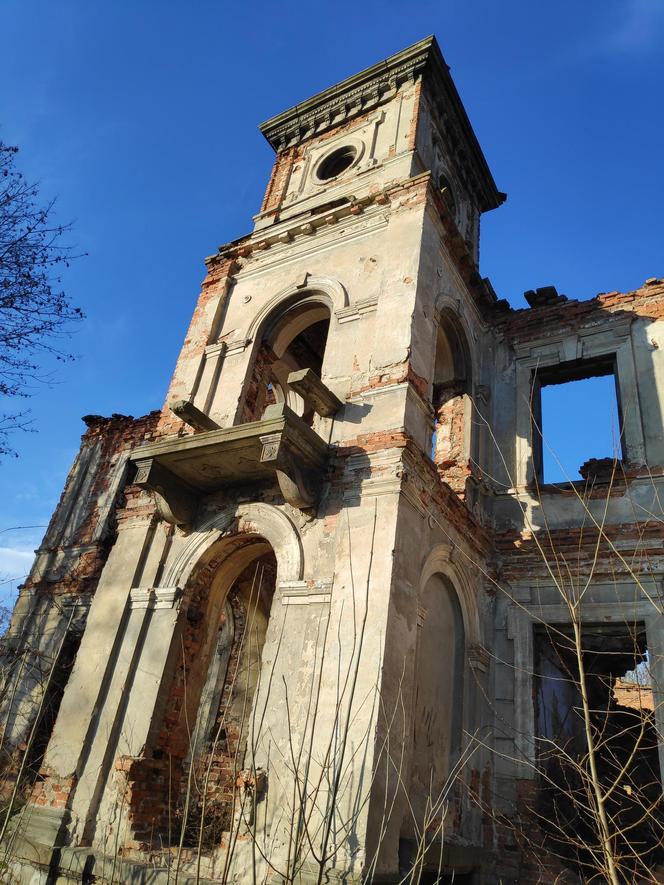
[0,0,663,600]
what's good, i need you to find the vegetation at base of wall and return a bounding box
[465,401,664,885]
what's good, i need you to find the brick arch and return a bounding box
[125,508,293,848]
[430,302,476,491]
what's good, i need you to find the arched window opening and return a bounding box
[125,540,278,851]
[242,298,331,427]
[405,574,465,845]
[431,312,472,495]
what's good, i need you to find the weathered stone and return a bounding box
[169,398,221,432]
[286,367,343,417]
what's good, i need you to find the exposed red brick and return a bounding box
[496,279,664,345]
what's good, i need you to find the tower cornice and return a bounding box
[259,35,504,212]
[259,36,432,151]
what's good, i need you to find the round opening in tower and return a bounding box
[316,145,357,181]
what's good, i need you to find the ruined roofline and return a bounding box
[496,277,664,344]
[501,276,664,317]
[259,35,504,213]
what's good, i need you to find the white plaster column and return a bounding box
[37,516,159,842]
[221,489,403,883]
[86,588,182,848]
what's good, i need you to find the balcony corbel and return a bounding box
[131,458,198,528]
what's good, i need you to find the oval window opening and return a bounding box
[317,146,356,181]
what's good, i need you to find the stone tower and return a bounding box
[3,35,664,885]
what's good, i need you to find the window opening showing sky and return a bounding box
[541,374,621,482]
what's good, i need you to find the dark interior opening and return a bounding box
[174,550,277,850]
[285,319,328,379]
[532,622,662,880]
[398,836,475,883]
[316,146,356,181]
[26,629,81,779]
[282,317,329,425]
[242,307,330,426]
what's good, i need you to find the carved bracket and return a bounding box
[132,458,197,528]
[260,431,322,508]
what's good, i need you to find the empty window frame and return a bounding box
[532,356,623,483]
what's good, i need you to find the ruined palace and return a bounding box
[1,36,663,884]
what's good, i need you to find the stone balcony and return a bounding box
[129,402,329,528]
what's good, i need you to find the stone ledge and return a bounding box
[130,403,329,527]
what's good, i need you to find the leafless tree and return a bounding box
[0,141,83,457]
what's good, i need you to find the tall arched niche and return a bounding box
[126,502,303,850]
[431,306,474,494]
[403,544,480,842]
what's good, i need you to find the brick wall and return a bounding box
[496,277,664,343]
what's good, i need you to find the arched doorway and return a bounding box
[125,532,279,850]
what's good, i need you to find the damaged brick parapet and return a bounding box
[496,277,664,343]
[494,520,664,584]
[24,410,162,594]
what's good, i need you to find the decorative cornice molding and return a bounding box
[224,338,252,356]
[511,314,634,359]
[203,341,227,359]
[279,579,333,606]
[260,37,432,152]
[335,296,379,323]
[215,190,389,267]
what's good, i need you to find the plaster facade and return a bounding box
[1,36,662,884]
